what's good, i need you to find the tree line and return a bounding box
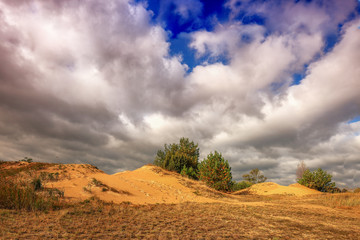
[154,138,345,193]
[153,138,266,192]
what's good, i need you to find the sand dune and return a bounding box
[8,162,321,204]
[47,164,226,204]
[233,182,321,196]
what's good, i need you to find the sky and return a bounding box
[0,0,360,188]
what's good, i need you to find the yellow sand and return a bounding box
[233,182,321,196]
[47,164,222,204]
[40,164,322,205]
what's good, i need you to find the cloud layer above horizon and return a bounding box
[0,0,359,187]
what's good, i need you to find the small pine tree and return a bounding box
[198,151,232,192]
[154,138,199,177]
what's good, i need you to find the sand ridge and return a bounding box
[233,182,321,196]
[47,164,228,204]
[18,163,321,204]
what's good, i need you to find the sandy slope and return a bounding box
[40,163,322,204]
[47,164,225,204]
[233,182,321,196]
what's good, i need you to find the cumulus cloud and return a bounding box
[185,19,360,187]
[0,0,359,188]
[0,0,187,172]
[225,0,357,35]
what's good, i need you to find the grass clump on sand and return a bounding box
[0,161,64,211]
[83,178,122,194]
[0,178,64,211]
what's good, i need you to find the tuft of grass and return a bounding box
[0,162,53,178]
[91,178,104,187]
[0,178,64,211]
[83,186,92,193]
[31,178,42,191]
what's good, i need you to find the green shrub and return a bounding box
[154,138,199,176]
[231,181,253,192]
[297,168,336,192]
[198,151,232,192]
[20,157,33,163]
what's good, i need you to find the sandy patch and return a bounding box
[233,182,321,196]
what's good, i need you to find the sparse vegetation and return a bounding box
[19,157,33,163]
[312,193,360,208]
[0,161,63,211]
[91,178,104,187]
[83,186,92,193]
[242,168,267,184]
[1,199,359,239]
[0,160,359,239]
[40,172,59,181]
[0,178,63,211]
[86,178,122,194]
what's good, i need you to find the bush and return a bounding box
[154,138,199,178]
[20,157,33,163]
[242,168,267,184]
[198,151,232,192]
[231,181,253,192]
[297,168,336,192]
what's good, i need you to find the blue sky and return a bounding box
[0,0,359,187]
[140,0,360,74]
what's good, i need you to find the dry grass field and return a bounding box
[1,161,359,239]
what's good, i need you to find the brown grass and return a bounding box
[1,161,359,239]
[0,196,359,239]
[310,193,360,208]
